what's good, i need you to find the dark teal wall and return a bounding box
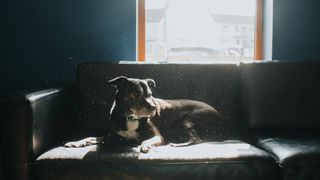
[2,0,136,95]
[272,0,320,60]
[3,0,320,95]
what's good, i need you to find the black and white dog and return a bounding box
[65,76,226,153]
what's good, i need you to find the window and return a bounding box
[138,0,263,62]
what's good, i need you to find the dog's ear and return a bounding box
[108,76,128,88]
[145,78,156,88]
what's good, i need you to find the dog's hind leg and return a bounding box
[169,139,200,147]
[169,133,202,147]
[169,119,202,147]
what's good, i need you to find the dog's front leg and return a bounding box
[64,137,104,148]
[140,135,164,153]
[140,118,164,152]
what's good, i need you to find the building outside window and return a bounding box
[144,0,256,63]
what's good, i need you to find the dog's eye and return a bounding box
[146,93,152,98]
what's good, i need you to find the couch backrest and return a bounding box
[76,62,244,137]
[240,61,320,133]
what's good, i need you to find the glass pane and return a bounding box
[145,0,256,62]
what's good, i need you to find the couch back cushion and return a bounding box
[240,61,320,131]
[76,63,244,137]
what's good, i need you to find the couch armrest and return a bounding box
[0,87,76,180]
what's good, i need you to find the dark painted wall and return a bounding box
[3,0,320,95]
[2,0,136,95]
[272,0,320,60]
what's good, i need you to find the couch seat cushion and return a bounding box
[258,138,320,168]
[33,140,279,180]
[37,140,273,163]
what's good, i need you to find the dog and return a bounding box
[65,76,227,153]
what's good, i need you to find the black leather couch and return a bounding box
[241,62,320,180]
[1,61,320,180]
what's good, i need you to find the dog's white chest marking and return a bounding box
[117,119,139,139]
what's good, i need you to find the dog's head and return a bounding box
[108,76,157,119]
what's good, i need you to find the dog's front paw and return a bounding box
[140,140,157,153]
[64,137,102,148]
[140,144,153,153]
[64,141,85,148]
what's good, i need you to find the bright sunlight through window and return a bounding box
[145,0,256,62]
